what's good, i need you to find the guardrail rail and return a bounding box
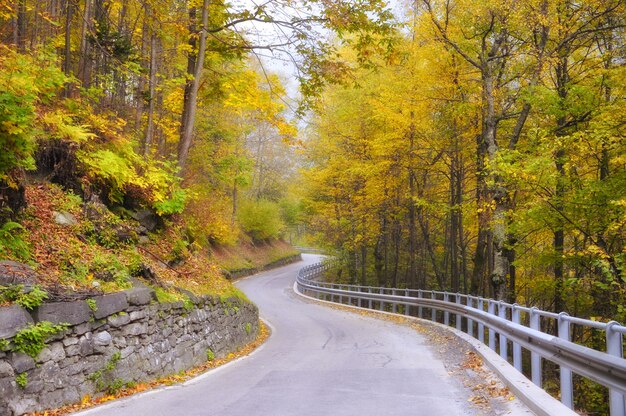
[296,261,626,415]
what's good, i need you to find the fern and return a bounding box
[12,321,69,358]
[0,222,31,260]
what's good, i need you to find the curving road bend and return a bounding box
[77,254,530,416]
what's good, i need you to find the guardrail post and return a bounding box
[456,294,462,331]
[467,297,474,338]
[405,289,410,316]
[606,321,626,416]
[368,287,372,309]
[512,305,522,372]
[444,293,450,326]
[339,285,343,304]
[478,298,484,344]
[488,300,496,351]
[392,289,398,314]
[431,291,437,322]
[418,290,423,319]
[529,307,542,387]
[380,288,384,311]
[498,301,508,361]
[558,312,573,409]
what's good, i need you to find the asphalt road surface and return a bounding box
[77,254,528,416]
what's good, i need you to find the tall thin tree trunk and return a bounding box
[407,120,418,289]
[16,0,27,52]
[553,51,569,313]
[360,244,367,286]
[79,0,93,87]
[63,0,74,97]
[144,15,158,156]
[178,0,209,170]
[472,131,489,296]
[449,132,463,293]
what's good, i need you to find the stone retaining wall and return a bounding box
[0,287,259,415]
[227,253,302,279]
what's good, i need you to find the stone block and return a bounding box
[93,292,128,319]
[120,346,135,359]
[108,312,130,328]
[24,378,44,394]
[113,336,127,348]
[11,353,35,373]
[32,301,91,326]
[0,361,14,378]
[131,209,159,232]
[73,322,92,335]
[0,261,38,286]
[44,386,79,409]
[58,356,79,369]
[0,377,15,397]
[53,211,78,226]
[9,397,37,416]
[129,310,147,321]
[65,344,80,357]
[93,331,112,346]
[62,337,79,347]
[65,361,86,376]
[37,342,66,363]
[124,287,156,306]
[78,334,93,356]
[0,305,34,339]
[123,322,147,336]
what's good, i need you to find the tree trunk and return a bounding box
[231,180,238,229]
[553,50,569,312]
[16,0,27,52]
[472,131,489,296]
[360,244,367,286]
[482,66,509,300]
[144,16,158,156]
[78,0,93,87]
[178,0,209,170]
[407,121,418,289]
[63,0,74,97]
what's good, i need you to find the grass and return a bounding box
[211,240,299,273]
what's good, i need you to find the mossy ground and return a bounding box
[6,182,295,300]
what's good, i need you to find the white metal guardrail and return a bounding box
[297,262,626,415]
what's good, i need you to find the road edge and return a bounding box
[293,282,577,416]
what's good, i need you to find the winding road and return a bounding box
[77,254,531,416]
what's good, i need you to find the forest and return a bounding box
[302,0,626,327]
[0,0,625,413]
[1,0,625,322]
[0,0,391,295]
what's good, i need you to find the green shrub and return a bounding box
[88,252,132,287]
[0,284,48,310]
[59,189,83,213]
[86,298,98,312]
[79,143,186,213]
[88,351,122,392]
[0,51,65,181]
[12,321,69,358]
[0,222,31,260]
[169,238,190,263]
[15,373,28,389]
[237,199,284,241]
[154,189,187,216]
